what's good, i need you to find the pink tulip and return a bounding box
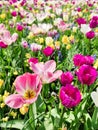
[5,73,42,109]
[30,60,62,84]
[9,0,17,4]
[0,31,18,46]
[21,40,28,48]
[30,43,42,52]
[58,21,67,31]
[59,84,81,108]
[0,24,6,33]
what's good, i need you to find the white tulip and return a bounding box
[91,88,98,107]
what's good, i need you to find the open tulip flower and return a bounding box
[0,31,18,47]
[5,73,42,109]
[30,60,62,84]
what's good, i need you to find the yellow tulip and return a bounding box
[0,13,6,19]
[66,44,71,50]
[0,79,4,88]
[2,117,9,122]
[62,35,70,44]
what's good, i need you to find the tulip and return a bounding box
[11,11,17,17]
[76,65,97,85]
[91,88,98,107]
[30,60,62,84]
[76,17,86,26]
[16,24,24,31]
[73,54,94,67]
[86,31,95,39]
[59,84,81,108]
[28,57,38,64]
[42,46,54,57]
[5,73,42,109]
[60,72,73,86]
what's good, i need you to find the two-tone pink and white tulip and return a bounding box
[30,60,62,84]
[5,73,42,109]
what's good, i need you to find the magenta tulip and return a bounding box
[59,84,81,108]
[42,46,54,57]
[60,72,73,86]
[28,57,38,64]
[86,31,95,39]
[73,54,94,67]
[76,65,97,85]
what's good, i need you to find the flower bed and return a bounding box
[0,0,98,130]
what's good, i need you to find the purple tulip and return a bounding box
[89,20,97,28]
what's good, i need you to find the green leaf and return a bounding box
[51,108,60,119]
[64,111,75,123]
[29,103,37,130]
[36,95,46,113]
[0,120,24,130]
[22,118,34,130]
[44,115,54,130]
[83,112,94,130]
[92,107,98,129]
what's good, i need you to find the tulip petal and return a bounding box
[25,96,38,104]
[44,60,56,72]
[91,92,98,107]
[5,94,25,109]
[41,72,53,83]
[48,70,62,83]
[15,73,42,94]
[30,62,44,74]
[14,74,27,94]
[11,33,18,42]
[3,31,11,38]
[25,73,42,91]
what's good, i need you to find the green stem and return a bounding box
[29,104,35,130]
[59,107,65,127]
[88,39,92,55]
